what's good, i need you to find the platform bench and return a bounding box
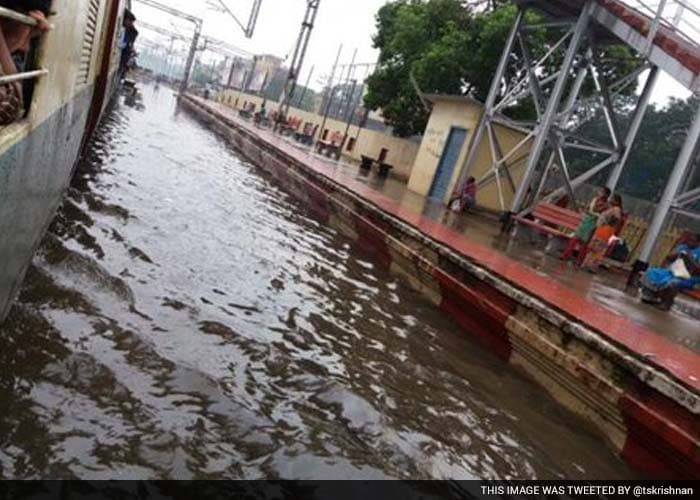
[294,132,314,146]
[359,155,393,178]
[316,141,341,160]
[512,202,583,240]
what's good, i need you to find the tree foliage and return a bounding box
[365,0,641,137]
[571,96,700,203]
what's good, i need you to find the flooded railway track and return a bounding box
[0,86,636,479]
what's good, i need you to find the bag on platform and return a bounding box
[670,258,691,279]
[608,239,630,263]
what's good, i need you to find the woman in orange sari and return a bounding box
[582,194,624,272]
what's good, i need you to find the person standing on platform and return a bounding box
[581,194,624,272]
[119,10,138,78]
[561,187,611,265]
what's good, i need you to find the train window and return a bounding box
[0,3,52,122]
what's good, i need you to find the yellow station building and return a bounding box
[216,90,531,212]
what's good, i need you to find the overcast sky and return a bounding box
[132,0,694,103]
[133,0,385,89]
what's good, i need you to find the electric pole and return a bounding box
[338,48,357,121]
[296,65,315,109]
[318,44,342,141]
[279,0,321,122]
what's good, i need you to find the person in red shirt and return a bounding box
[449,176,478,213]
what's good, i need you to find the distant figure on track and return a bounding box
[119,9,138,78]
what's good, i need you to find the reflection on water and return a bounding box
[0,86,636,479]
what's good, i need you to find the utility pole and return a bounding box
[352,64,375,149]
[318,44,342,141]
[340,79,357,153]
[181,22,202,93]
[296,65,315,109]
[227,57,238,88]
[245,56,258,92]
[338,49,357,121]
[209,57,224,86]
[133,0,204,94]
[279,0,321,122]
[164,36,175,78]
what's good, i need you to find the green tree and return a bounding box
[570,96,700,203]
[365,0,640,137]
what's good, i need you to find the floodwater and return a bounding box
[0,86,637,480]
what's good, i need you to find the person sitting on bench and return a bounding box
[561,186,610,265]
[640,234,700,311]
[449,177,478,213]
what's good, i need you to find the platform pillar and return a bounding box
[453,9,525,198]
[637,100,700,265]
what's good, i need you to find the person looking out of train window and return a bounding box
[0,0,50,124]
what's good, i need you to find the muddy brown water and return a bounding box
[0,86,637,480]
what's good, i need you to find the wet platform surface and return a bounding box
[195,97,700,392]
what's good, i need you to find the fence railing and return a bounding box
[621,0,700,53]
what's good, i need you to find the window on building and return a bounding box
[322,129,329,141]
[378,148,389,163]
[347,137,356,152]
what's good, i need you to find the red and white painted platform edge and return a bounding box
[189,97,700,413]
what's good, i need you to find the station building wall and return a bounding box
[408,96,532,212]
[216,90,421,181]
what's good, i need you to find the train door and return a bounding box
[81,0,123,153]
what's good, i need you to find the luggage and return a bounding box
[608,239,630,263]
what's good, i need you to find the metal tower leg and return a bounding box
[531,58,590,206]
[637,102,700,265]
[607,67,659,191]
[510,1,594,215]
[452,9,525,196]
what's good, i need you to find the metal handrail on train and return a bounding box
[0,6,49,85]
